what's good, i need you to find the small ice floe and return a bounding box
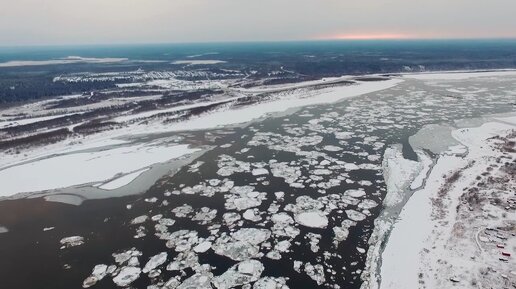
[232,228,271,245]
[192,207,217,224]
[112,266,141,287]
[345,210,366,222]
[293,261,303,273]
[323,145,342,152]
[113,248,142,265]
[358,180,373,186]
[177,272,213,289]
[333,220,357,245]
[166,250,201,272]
[144,197,158,203]
[165,230,199,253]
[130,215,148,225]
[0,226,8,234]
[274,191,285,200]
[217,155,251,176]
[295,211,328,229]
[344,163,359,170]
[304,263,326,285]
[306,233,322,253]
[358,199,378,210]
[188,161,204,173]
[193,241,212,253]
[253,277,289,289]
[271,213,299,238]
[142,252,167,273]
[60,236,84,249]
[312,169,332,176]
[224,186,266,211]
[334,131,353,140]
[243,209,262,222]
[172,204,194,218]
[82,264,108,288]
[212,260,264,289]
[213,236,262,261]
[223,212,241,226]
[43,227,55,232]
[252,168,269,176]
[344,189,366,198]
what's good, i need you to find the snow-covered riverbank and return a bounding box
[379,116,516,289]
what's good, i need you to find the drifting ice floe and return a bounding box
[60,236,84,249]
[142,252,168,273]
[112,266,141,287]
[212,260,264,289]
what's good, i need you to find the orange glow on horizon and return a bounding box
[321,33,412,40]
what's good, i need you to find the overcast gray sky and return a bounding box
[1,0,515,45]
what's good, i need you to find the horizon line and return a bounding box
[1,36,516,49]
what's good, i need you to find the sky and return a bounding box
[1,0,515,46]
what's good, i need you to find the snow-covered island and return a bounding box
[375,116,516,289]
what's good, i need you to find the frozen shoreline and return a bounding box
[376,115,516,289]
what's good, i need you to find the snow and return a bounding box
[0,144,198,196]
[409,152,433,190]
[403,69,516,80]
[137,79,403,133]
[0,113,77,129]
[294,211,328,228]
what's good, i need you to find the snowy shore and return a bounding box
[378,116,516,289]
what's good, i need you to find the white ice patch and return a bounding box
[82,264,108,288]
[99,168,149,190]
[0,144,198,196]
[112,266,141,287]
[252,168,269,176]
[295,211,328,229]
[142,252,167,273]
[60,236,84,248]
[212,260,264,289]
[382,145,421,207]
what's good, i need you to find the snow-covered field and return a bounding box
[0,56,128,67]
[172,60,226,65]
[380,117,516,289]
[0,144,199,196]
